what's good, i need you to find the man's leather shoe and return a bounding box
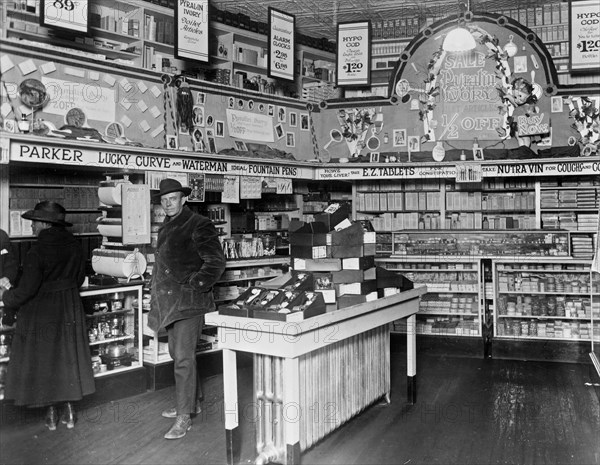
[161,404,202,418]
[60,402,75,429]
[45,405,58,431]
[164,414,191,439]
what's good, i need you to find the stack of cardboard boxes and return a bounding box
[290,204,413,309]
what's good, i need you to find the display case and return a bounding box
[80,283,144,376]
[493,260,599,342]
[390,230,571,257]
[377,257,482,337]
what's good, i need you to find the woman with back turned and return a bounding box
[0,201,95,430]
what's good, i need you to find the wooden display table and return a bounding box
[205,286,426,465]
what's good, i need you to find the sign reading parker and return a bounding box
[175,0,209,63]
[569,0,600,73]
[268,8,295,81]
[336,21,371,86]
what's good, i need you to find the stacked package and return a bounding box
[290,203,413,310]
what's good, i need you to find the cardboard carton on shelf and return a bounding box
[341,256,376,270]
[375,267,414,291]
[332,267,376,284]
[336,280,378,296]
[313,272,336,304]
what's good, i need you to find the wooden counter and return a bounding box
[205,286,426,465]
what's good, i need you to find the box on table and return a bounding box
[331,243,376,259]
[253,291,326,321]
[218,286,274,318]
[290,244,330,259]
[313,272,336,303]
[375,267,414,291]
[331,221,376,247]
[281,271,315,292]
[293,258,342,271]
[337,291,378,309]
[336,280,378,296]
[314,203,351,231]
[341,256,376,270]
[332,267,376,283]
[289,222,329,246]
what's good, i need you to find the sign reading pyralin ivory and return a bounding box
[41,0,88,34]
[569,0,600,72]
[336,21,371,86]
[226,109,274,142]
[175,0,209,63]
[268,8,295,81]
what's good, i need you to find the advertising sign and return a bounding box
[175,0,209,63]
[41,0,88,34]
[569,0,600,72]
[268,8,295,81]
[336,21,371,86]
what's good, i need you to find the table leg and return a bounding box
[223,349,239,465]
[406,314,417,405]
[282,357,301,465]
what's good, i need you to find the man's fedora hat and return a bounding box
[22,201,72,227]
[153,178,192,198]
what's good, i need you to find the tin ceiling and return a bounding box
[208,0,555,41]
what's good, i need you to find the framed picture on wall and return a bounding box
[393,129,407,147]
[286,132,295,147]
[275,123,285,140]
[289,112,297,127]
[216,120,224,137]
[234,140,248,151]
[166,135,178,150]
[551,96,564,113]
[300,114,309,131]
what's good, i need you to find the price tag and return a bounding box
[41,0,88,33]
[336,21,371,86]
[268,8,295,81]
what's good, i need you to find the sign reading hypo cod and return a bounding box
[41,0,89,33]
[336,21,371,86]
[569,0,600,72]
[175,0,209,63]
[268,8,295,81]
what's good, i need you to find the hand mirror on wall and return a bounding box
[323,129,344,151]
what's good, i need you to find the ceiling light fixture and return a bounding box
[442,1,476,52]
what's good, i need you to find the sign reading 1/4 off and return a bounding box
[336,21,371,86]
[268,8,295,82]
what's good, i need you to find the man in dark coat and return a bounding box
[148,178,226,440]
[0,201,95,430]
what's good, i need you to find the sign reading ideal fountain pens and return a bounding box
[336,21,371,86]
[268,8,295,81]
[175,0,209,63]
[569,0,600,72]
[40,0,88,33]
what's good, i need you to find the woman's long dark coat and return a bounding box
[3,226,95,407]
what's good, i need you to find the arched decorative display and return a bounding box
[388,12,560,147]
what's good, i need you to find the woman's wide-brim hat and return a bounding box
[22,201,72,227]
[153,178,192,198]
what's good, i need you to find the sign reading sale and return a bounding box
[336,21,371,86]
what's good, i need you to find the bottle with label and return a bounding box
[18,114,30,133]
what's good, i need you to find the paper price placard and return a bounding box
[569,0,600,72]
[41,0,88,33]
[336,21,371,86]
[175,0,209,63]
[268,8,295,81]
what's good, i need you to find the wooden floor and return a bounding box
[1,349,599,465]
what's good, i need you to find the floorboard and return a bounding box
[1,351,598,465]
